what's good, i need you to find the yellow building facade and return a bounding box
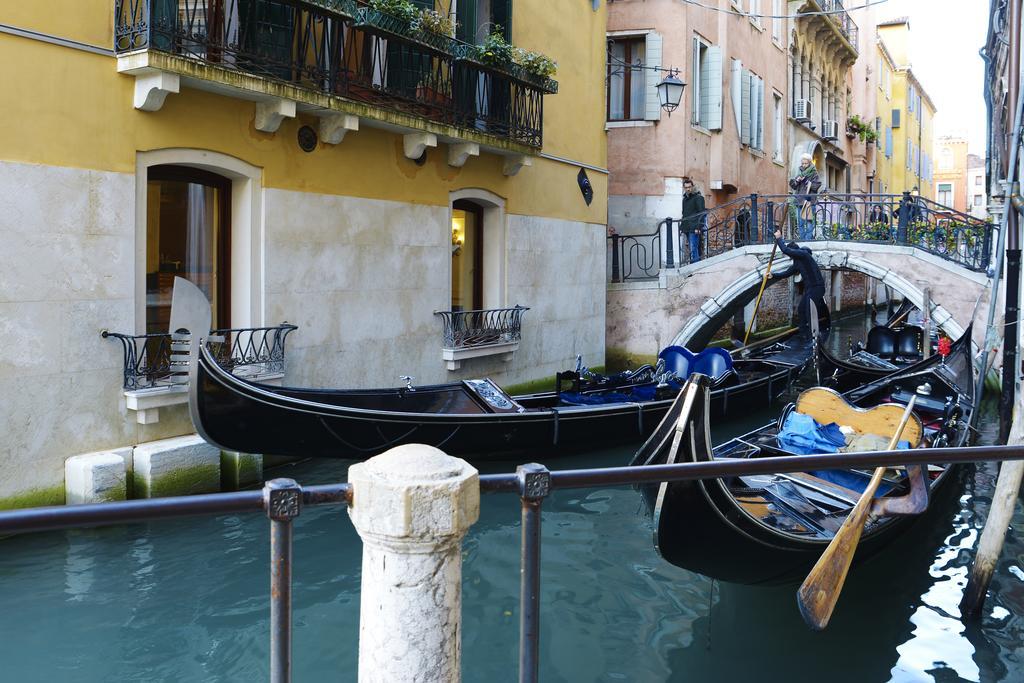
[0,0,608,506]
[874,18,935,197]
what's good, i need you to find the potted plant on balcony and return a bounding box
[846,114,878,144]
[357,0,457,54]
[454,28,558,94]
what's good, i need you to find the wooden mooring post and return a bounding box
[961,410,1024,619]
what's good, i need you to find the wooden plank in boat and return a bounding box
[795,387,923,446]
[461,379,524,414]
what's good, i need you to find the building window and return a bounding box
[691,36,722,129]
[975,175,983,186]
[885,126,892,158]
[146,165,231,333]
[937,183,953,206]
[974,194,984,206]
[773,91,784,161]
[739,69,764,150]
[875,116,882,149]
[748,0,760,27]
[771,0,782,42]
[451,201,483,311]
[607,38,645,121]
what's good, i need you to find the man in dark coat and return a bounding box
[768,229,829,341]
[680,178,706,263]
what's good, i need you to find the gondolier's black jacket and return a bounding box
[773,238,825,289]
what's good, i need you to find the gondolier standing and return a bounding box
[768,229,829,341]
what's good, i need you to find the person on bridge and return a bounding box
[680,178,706,263]
[789,154,822,241]
[767,229,828,342]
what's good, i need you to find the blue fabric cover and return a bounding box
[658,346,695,378]
[691,348,734,380]
[558,380,683,406]
[777,412,848,455]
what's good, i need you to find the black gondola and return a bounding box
[188,335,812,461]
[818,301,938,392]
[631,325,974,585]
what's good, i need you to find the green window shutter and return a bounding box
[492,0,512,40]
[239,0,295,80]
[456,1,477,43]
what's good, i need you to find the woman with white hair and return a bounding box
[789,153,822,240]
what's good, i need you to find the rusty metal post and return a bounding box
[517,463,550,683]
[265,478,301,683]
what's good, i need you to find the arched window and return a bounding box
[146,165,231,332]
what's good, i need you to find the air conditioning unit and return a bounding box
[822,120,839,140]
[793,99,811,122]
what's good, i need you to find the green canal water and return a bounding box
[1,312,1021,682]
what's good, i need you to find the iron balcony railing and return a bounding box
[817,0,859,51]
[0,444,1023,681]
[608,192,996,282]
[434,305,529,349]
[103,323,298,390]
[113,0,553,148]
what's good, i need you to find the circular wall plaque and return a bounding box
[297,125,318,152]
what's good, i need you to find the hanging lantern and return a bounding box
[656,70,686,115]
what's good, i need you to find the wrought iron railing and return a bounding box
[103,323,298,390]
[818,0,859,50]
[113,0,552,147]
[607,192,997,282]
[434,306,529,349]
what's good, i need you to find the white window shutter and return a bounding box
[740,69,751,146]
[644,32,663,121]
[703,46,723,130]
[730,58,743,135]
[755,77,765,150]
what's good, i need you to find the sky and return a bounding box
[868,0,989,155]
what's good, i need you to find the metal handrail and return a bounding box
[0,444,1023,682]
[607,192,997,281]
[102,323,298,390]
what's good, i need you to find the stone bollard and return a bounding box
[348,445,480,683]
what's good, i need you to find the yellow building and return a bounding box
[0,0,608,506]
[874,18,935,197]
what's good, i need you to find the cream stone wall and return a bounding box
[0,160,195,502]
[265,188,605,389]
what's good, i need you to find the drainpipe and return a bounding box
[1000,0,1022,442]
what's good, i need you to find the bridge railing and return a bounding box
[608,192,996,282]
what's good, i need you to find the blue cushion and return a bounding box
[658,346,696,379]
[692,348,734,380]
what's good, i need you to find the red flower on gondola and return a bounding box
[938,336,952,357]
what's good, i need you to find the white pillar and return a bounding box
[348,445,480,683]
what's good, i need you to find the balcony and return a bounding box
[103,323,297,423]
[434,306,528,370]
[113,0,555,152]
[795,0,859,62]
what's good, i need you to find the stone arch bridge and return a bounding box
[606,241,999,364]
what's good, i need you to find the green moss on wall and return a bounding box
[133,464,221,499]
[0,485,65,510]
[606,347,658,373]
[221,452,264,491]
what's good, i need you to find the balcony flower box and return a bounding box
[307,0,359,20]
[355,6,456,55]
[451,44,558,94]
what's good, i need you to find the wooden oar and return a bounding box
[796,395,918,631]
[730,326,798,358]
[743,241,779,346]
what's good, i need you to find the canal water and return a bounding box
[1,310,1021,682]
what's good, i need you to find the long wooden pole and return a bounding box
[743,242,779,345]
[796,396,917,630]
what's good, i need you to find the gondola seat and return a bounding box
[692,348,734,380]
[658,346,696,379]
[793,386,923,446]
[866,326,898,360]
[896,325,923,359]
